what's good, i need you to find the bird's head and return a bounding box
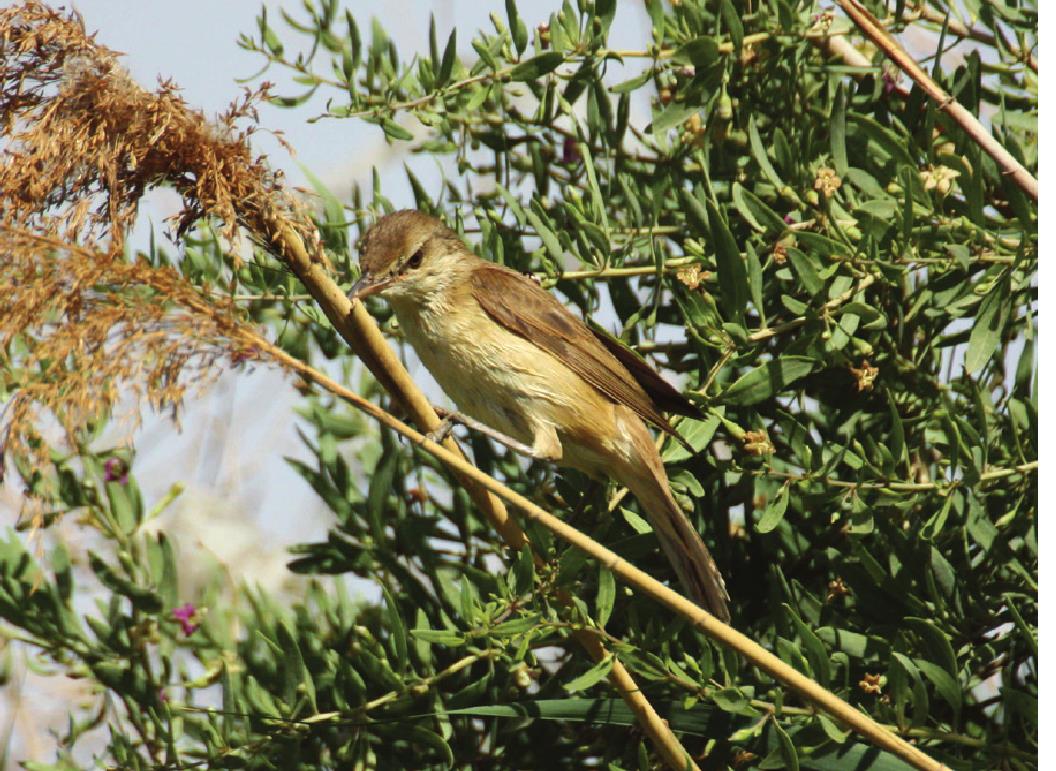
[350,210,468,304]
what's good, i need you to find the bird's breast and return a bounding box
[390,295,624,466]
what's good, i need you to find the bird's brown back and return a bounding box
[468,263,698,440]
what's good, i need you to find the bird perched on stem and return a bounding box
[350,210,730,622]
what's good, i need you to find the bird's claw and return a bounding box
[426,415,456,445]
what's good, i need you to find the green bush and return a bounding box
[0,0,1036,768]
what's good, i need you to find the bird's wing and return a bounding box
[469,264,688,437]
[586,322,704,419]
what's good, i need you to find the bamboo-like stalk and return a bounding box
[261,219,700,771]
[241,326,948,771]
[836,0,1038,202]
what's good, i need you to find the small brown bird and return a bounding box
[351,210,730,621]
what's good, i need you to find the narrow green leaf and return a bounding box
[746,242,765,323]
[438,28,457,86]
[380,117,414,141]
[382,586,408,671]
[719,0,744,51]
[784,603,831,686]
[596,567,615,627]
[757,485,789,533]
[610,68,654,94]
[722,356,816,406]
[785,246,822,296]
[913,659,962,715]
[664,413,721,462]
[564,656,613,693]
[731,183,787,235]
[965,273,1011,374]
[672,37,719,68]
[773,720,800,771]
[749,116,786,191]
[830,82,848,175]
[510,51,563,81]
[621,507,653,534]
[706,198,747,322]
[651,103,697,133]
[407,725,454,768]
[711,687,750,713]
[411,628,465,645]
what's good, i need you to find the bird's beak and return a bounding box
[348,271,391,301]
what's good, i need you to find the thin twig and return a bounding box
[762,460,1038,493]
[836,0,1038,202]
[748,274,877,343]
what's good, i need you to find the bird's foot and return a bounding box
[426,414,457,445]
[428,409,544,459]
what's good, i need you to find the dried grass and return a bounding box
[0,228,258,477]
[0,2,321,484]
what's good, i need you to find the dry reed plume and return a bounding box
[0,2,320,482]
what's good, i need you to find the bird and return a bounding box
[350,209,730,622]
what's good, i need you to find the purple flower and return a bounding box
[561,137,581,165]
[172,603,199,636]
[783,213,794,225]
[103,457,128,485]
[881,65,902,96]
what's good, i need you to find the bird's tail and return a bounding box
[623,463,731,623]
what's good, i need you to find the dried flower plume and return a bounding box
[0,2,323,486]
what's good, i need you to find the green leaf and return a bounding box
[650,103,697,133]
[913,658,962,715]
[711,687,751,713]
[438,28,457,86]
[830,82,848,175]
[382,586,408,671]
[88,552,161,613]
[525,201,564,262]
[746,242,765,323]
[773,720,800,771]
[663,412,720,462]
[621,507,653,534]
[511,545,535,596]
[564,656,613,693]
[784,603,831,686]
[410,628,465,646]
[610,68,654,94]
[757,485,789,534]
[510,52,563,81]
[407,725,454,768]
[672,37,719,68]
[443,698,721,737]
[595,566,615,627]
[706,198,747,322]
[749,116,786,191]
[722,356,816,406]
[965,272,1011,375]
[731,183,787,235]
[785,247,822,296]
[719,0,744,51]
[380,117,414,141]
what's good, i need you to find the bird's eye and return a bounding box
[407,248,424,269]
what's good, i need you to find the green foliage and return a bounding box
[4,0,1036,768]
